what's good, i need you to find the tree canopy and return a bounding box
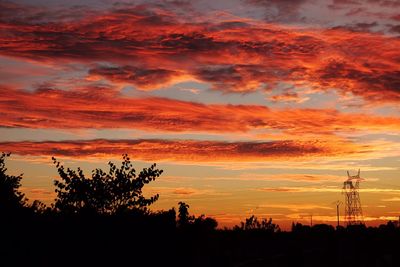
[52,154,162,215]
[0,152,27,213]
[236,215,280,233]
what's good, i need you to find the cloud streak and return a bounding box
[258,187,400,194]
[0,138,369,162]
[1,86,399,136]
[258,203,333,212]
[206,173,352,183]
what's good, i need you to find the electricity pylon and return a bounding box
[333,200,342,227]
[342,169,364,225]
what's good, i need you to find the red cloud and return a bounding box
[1,86,399,135]
[0,139,368,162]
[0,3,399,102]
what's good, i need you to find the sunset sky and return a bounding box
[0,0,399,229]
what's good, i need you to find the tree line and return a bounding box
[1,152,400,267]
[1,152,224,230]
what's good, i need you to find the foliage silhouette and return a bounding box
[235,215,280,232]
[178,201,194,226]
[52,154,162,215]
[177,201,217,230]
[0,152,27,213]
[193,214,218,231]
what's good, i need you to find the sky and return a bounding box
[0,0,399,229]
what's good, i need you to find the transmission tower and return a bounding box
[333,200,342,227]
[342,169,364,225]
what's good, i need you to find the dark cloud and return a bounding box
[389,24,400,34]
[88,65,179,89]
[330,0,400,9]
[330,0,361,8]
[332,22,379,32]
[194,64,309,92]
[211,21,251,31]
[369,0,400,7]
[316,60,400,102]
[244,0,308,22]
[158,33,218,51]
[193,65,265,92]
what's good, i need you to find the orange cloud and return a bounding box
[173,188,198,195]
[381,197,400,202]
[258,203,333,212]
[1,86,400,135]
[286,214,400,223]
[149,187,226,197]
[0,138,370,162]
[206,173,350,183]
[20,187,55,203]
[269,91,309,103]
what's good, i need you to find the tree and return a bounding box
[236,215,280,232]
[193,215,218,231]
[52,154,162,215]
[0,153,27,213]
[178,201,193,226]
[177,201,217,230]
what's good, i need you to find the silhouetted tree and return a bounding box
[177,202,217,231]
[30,199,49,214]
[178,201,194,226]
[236,215,280,232]
[0,153,27,213]
[193,214,218,231]
[313,223,335,232]
[52,154,162,215]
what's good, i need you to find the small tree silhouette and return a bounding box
[194,214,218,231]
[52,154,162,215]
[177,201,217,230]
[0,153,27,213]
[236,215,280,232]
[178,201,193,226]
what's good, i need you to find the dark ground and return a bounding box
[2,214,399,267]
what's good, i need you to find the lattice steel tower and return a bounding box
[342,169,364,225]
